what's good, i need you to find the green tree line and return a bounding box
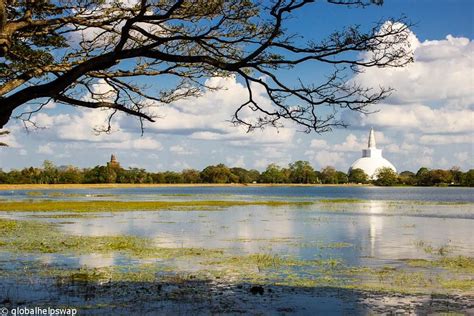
[0,161,473,187]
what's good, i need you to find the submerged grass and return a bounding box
[17,254,472,295]
[0,200,313,212]
[0,218,222,259]
[318,199,365,203]
[0,212,473,296]
[27,213,109,219]
[439,279,474,291]
[404,256,474,273]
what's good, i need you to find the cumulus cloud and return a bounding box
[333,134,364,152]
[97,137,163,150]
[455,152,470,164]
[311,150,346,170]
[138,76,296,146]
[3,24,472,172]
[37,143,54,155]
[253,146,292,169]
[169,145,194,155]
[360,104,473,134]
[346,34,473,135]
[337,31,474,170]
[309,139,328,149]
[0,130,21,148]
[419,134,473,145]
[355,34,473,107]
[226,155,246,168]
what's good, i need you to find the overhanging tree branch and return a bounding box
[0,0,412,133]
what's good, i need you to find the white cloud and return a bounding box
[365,104,473,134]
[338,31,474,171]
[144,76,295,146]
[309,139,328,149]
[419,134,473,145]
[333,134,363,152]
[311,150,346,170]
[356,34,473,107]
[97,137,162,150]
[226,155,245,168]
[37,143,54,155]
[0,131,21,148]
[455,152,470,164]
[349,33,473,137]
[169,145,194,155]
[414,154,433,167]
[2,25,472,173]
[252,146,292,169]
[172,161,191,170]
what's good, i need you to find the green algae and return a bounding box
[318,199,365,203]
[0,213,473,297]
[404,256,474,273]
[0,218,222,259]
[439,279,474,291]
[223,237,352,249]
[27,213,109,219]
[0,200,313,212]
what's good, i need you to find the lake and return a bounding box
[0,186,473,315]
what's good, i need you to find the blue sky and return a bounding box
[1,0,473,173]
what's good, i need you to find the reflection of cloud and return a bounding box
[39,254,55,265]
[79,253,115,268]
[361,200,474,260]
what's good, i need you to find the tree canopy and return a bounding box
[0,0,412,132]
[1,160,472,186]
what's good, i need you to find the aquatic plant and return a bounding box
[0,200,313,212]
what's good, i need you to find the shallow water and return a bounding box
[2,185,474,202]
[0,186,473,314]
[2,190,473,268]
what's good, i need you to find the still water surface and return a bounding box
[1,185,473,202]
[1,186,472,269]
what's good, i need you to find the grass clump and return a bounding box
[413,240,453,256]
[404,256,474,273]
[439,279,474,291]
[437,256,474,273]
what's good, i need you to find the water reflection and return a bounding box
[78,253,115,268]
[3,186,474,202]
[2,200,473,269]
[367,201,385,258]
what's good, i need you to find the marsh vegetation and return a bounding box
[0,187,472,314]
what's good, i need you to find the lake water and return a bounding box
[1,186,473,267]
[0,186,473,314]
[1,185,473,202]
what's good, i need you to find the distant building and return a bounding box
[348,128,396,179]
[107,154,121,169]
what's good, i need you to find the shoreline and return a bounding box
[0,183,373,190]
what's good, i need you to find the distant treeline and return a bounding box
[0,160,473,187]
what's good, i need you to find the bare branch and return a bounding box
[0,0,413,134]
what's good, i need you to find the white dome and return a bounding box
[349,156,396,179]
[347,128,397,179]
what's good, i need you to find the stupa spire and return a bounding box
[349,128,396,179]
[368,128,376,149]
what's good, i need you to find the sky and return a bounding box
[0,0,473,173]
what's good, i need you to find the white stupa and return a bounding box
[349,128,396,179]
